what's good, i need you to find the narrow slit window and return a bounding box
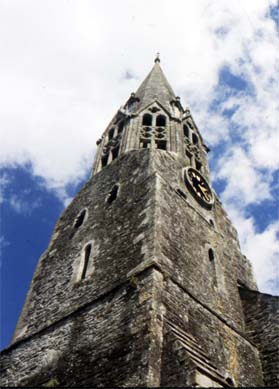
[208,248,217,287]
[142,113,152,126]
[192,133,199,145]
[208,248,215,262]
[74,209,86,230]
[81,244,92,280]
[156,114,166,127]
[107,184,119,204]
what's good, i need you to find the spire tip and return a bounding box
[154,52,160,63]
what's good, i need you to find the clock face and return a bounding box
[184,167,214,208]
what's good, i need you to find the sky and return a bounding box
[0,0,278,349]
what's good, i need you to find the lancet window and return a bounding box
[80,243,92,280]
[208,248,218,287]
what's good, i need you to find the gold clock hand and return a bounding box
[198,184,210,200]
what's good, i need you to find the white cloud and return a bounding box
[216,147,272,206]
[8,194,41,215]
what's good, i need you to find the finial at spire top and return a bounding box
[154,52,160,63]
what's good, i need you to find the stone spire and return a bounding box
[134,56,176,113]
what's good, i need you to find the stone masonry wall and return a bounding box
[13,151,157,342]
[1,268,165,387]
[239,288,279,387]
[149,150,257,331]
[160,277,263,387]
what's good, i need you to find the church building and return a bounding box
[1,57,278,387]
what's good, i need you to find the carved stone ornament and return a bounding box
[149,106,160,113]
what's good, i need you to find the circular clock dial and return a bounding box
[184,167,214,208]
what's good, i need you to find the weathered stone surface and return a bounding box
[239,288,279,387]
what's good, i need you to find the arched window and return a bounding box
[74,209,87,230]
[183,124,189,138]
[192,133,199,145]
[107,184,119,204]
[108,128,115,140]
[142,113,152,126]
[81,244,92,280]
[156,114,166,127]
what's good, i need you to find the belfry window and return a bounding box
[102,154,109,167]
[81,244,92,280]
[118,121,124,134]
[192,133,199,145]
[142,113,152,126]
[108,128,115,140]
[183,124,189,138]
[112,145,119,160]
[156,114,166,127]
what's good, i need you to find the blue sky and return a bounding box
[1,0,278,349]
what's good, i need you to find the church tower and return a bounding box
[1,57,278,387]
